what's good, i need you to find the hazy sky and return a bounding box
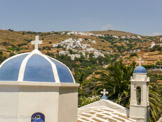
[0,0,161,35]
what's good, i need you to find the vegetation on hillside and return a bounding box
[55,54,113,83]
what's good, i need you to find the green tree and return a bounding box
[149,82,161,122]
[93,60,135,107]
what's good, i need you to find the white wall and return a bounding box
[18,86,59,122]
[0,86,19,122]
[0,82,79,122]
[58,87,78,122]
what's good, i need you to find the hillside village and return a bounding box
[56,31,162,66]
[0,29,162,65]
[53,38,105,60]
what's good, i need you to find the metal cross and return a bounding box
[101,89,108,96]
[31,36,42,50]
[137,57,144,66]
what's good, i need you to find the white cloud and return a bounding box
[101,24,115,30]
[152,32,162,36]
[144,32,162,36]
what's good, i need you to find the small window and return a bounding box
[136,86,141,105]
[31,112,45,122]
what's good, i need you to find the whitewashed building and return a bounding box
[130,65,150,122]
[160,38,162,42]
[78,99,135,122]
[0,36,79,122]
[150,41,156,48]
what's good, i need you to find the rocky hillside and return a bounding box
[0,29,161,66]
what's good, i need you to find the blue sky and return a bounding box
[0,0,161,35]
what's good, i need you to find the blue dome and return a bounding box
[133,66,147,73]
[0,50,75,83]
[101,95,108,100]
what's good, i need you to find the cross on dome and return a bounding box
[101,89,108,96]
[31,36,43,50]
[137,57,144,66]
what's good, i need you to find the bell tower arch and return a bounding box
[129,65,150,122]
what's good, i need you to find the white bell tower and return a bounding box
[129,57,150,122]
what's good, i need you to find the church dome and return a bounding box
[0,49,75,83]
[133,66,147,73]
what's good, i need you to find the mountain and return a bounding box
[0,29,161,66]
[91,30,139,36]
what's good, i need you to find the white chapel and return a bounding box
[0,36,79,122]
